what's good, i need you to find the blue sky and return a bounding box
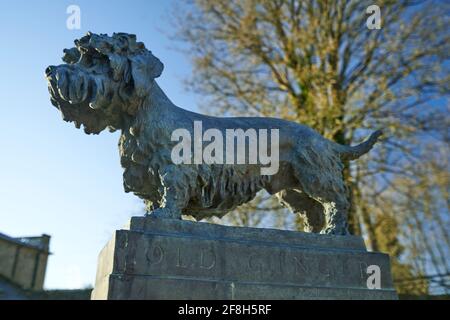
[0,0,200,289]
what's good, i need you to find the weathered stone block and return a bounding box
[91,217,397,300]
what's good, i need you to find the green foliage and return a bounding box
[374,213,429,295]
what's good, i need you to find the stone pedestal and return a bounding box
[91,216,397,300]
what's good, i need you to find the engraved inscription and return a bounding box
[360,261,368,279]
[146,244,164,265]
[248,253,264,273]
[200,248,216,270]
[293,255,308,274]
[138,236,379,289]
[176,247,188,269]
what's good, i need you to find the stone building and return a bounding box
[0,232,92,300]
[0,232,51,292]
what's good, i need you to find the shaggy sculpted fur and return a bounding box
[46,32,382,235]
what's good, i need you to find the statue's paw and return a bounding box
[150,208,182,220]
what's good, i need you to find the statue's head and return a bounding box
[45,32,164,134]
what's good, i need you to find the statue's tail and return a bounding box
[336,130,383,161]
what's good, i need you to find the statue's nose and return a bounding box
[45,65,56,77]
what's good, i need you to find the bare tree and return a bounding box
[172,0,450,295]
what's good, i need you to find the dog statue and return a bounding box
[46,32,381,235]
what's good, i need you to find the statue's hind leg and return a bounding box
[303,181,350,235]
[319,195,350,235]
[276,189,326,233]
[289,164,350,235]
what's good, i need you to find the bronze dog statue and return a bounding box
[46,32,381,235]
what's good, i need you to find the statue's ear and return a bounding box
[129,51,164,97]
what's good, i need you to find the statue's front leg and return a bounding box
[151,165,189,220]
